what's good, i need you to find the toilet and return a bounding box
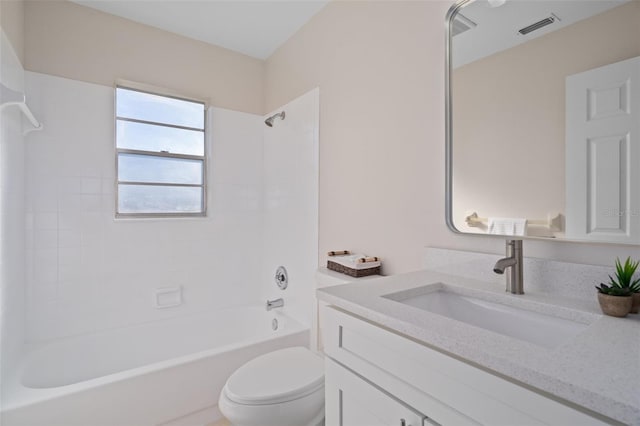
[218,346,325,426]
[219,269,380,426]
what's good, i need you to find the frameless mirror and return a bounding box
[445,0,640,244]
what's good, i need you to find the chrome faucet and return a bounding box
[493,240,524,294]
[266,298,284,311]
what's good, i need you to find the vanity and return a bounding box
[318,269,640,425]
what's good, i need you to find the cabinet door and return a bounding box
[325,358,434,426]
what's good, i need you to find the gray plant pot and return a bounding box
[629,292,640,314]
[597,293,632,317]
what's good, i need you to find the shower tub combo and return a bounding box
[1,306,308,426]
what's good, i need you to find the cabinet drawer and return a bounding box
[326,358,433,426]
[323,306,608,426]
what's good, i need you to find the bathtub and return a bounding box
[1,306,309,426]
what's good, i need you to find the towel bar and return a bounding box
[465,212,562,231]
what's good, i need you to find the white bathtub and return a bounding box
[1,306,309,426]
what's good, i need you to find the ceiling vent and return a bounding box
[518,14,560,35]
[452,13,477,37]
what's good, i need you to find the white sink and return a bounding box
[383,286,591,349]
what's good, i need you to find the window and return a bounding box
[115,86,206,217]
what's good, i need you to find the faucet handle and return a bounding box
[274,266,288,290]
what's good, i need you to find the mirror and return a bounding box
[446,0,640,244]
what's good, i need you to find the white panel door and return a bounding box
[566,56,640,243]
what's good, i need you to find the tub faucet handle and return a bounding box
[274,266,288,290]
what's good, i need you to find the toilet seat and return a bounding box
[223,346,324,405]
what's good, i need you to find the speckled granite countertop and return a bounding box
[317,269,640,425]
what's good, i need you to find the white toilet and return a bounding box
[219,269,380,426]
[218,346,325,426]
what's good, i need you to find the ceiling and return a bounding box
[452,0,630,68]
[70,0,329,60]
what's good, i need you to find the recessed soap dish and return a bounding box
[154,286,183,309]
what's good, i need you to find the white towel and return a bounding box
[488,218,528,236]
[330,253,381,270]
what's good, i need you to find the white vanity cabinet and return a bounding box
[323,306,609,426]
[326,359,429,426]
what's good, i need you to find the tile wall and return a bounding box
[0,30,27,380]
[261,89,319,325]
[23,72,265,342]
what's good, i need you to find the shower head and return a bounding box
[265,111,285,127]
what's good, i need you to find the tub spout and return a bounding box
[266,298,284,311]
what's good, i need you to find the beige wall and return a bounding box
[1,0,25,65]
[266,0,639,274]
[452,1,640,237]
[14,0,639,273]
[266,1,451,274]
[24,0,264,114]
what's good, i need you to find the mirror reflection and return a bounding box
[448,0,640,244]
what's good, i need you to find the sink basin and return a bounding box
[383,286,590,349]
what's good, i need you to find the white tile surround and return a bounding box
[0,30,27,382]
[423,246,613,306]
[20,72,318,343]
[260,89,319,325]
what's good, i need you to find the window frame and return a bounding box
[114,83,208,218]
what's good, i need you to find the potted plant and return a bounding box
[631,283,640,314]
[595,283,632,317]
[595,257,639,317]
[609,257,640,314]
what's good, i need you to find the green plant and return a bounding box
[607,257,640,293]
[595,283,632,296]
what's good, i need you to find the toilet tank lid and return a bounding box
[224,346,324,405]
